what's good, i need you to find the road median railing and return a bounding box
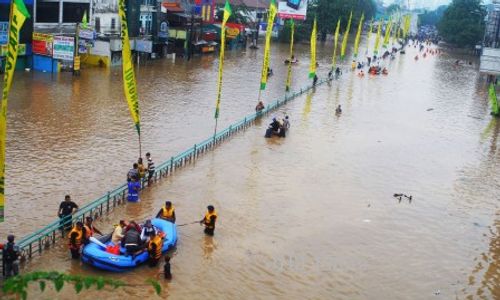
[3,79,329,272]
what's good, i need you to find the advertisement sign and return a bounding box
[159,21,169,39]
[0,22,8,45]
[32,33,53,56]
[53,36,75,61]
[277,0,308,20]
[135,39,152,53]
[79,28,95,40]
[0,44,26,57]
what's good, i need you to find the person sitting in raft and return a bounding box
[127,176,141,202]
[84,216,102,244]
[267,68,273,76]
[351,60,356,70]
[270,117,281,132]
[357,62,363,69]
[255,101,265,113]
[200,205,217,236]
[147,231,164,267]
[111,220,127,245]
[156,201,176,223]
[382,67,388,75]
[358,70,365,77]
[335,67,342,77]
[415,55,419,61]
[68,221,84,259]
[140,219,158,243]
[285,55,298,64]
[336,105,342,114]
[122,221,144,255]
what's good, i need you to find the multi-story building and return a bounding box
[480,1,500,76]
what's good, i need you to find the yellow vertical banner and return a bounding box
[1,0,30,222]
[340,11,353,60]
[309,18,317,78]
[260,0,277,90]
[118,0,141,135]
[353,13,364,58]
[365,19,373,55]
[214,0,232,118]
[373,19,382,55]
[285,19,294,92]
[331,19,341,69]
[383,17,392,48]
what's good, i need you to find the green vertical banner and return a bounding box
[331,19,341,69]
[309,18,317,79]
[285,19,294,92]
[214,0,232,119]
[489,83,499,116]
[0,0,30,222]
[353,13,364,58]
[340,11,352,60]
[260,0,277,91]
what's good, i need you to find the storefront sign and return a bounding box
[32,33,53,56]
[0,44,26,56]
[159,22,169,39]
[0,22,8,45]
[79,28,95,40]
[53,36,75,61]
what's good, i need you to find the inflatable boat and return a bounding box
[81,218,177,272]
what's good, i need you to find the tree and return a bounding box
[307,0,377,41]
[419,5,447,26]
[438,0,486,47]
[386,4,401,15]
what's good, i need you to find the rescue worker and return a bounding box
[3,234,21,278]
[68,222,84,259]
[84,216,102,244]
[200,205,217,236]
[156,201,176,223]
[58,194,78,231]
[127,176,141,202]
[163,256,172,279]
[147,231,164,267]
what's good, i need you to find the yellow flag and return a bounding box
[1,0,30,222]
[331,19,340,69]
[118,0,140,135]
[309,18,317,78]
[373,19,382,55]
[365,19,373,54]
[383,17,392,48]
[340,11,352,60]
[353,13,365,58]
[285,19,294,92]
[215,0,232,118]
[260,0,277,90]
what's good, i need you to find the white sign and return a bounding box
[278,0,308,20]
[79,29,95,40]
[53,36,75,61]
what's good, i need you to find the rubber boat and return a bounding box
[82,218,177,272]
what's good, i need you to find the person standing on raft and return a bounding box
[200,205,217,236]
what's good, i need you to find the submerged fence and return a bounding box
[1,78,330,273]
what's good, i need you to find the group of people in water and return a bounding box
[265,115,290,138]
[66,200,218,278]
[126,152,156,202]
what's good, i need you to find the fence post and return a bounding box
[170,157,174,171]
[193,144,197,158]
[106,192,110,213]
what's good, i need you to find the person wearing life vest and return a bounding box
[83,216,102,244]
[156,201,176,223]
[199,205,217,236]
[147,231,164,267]
[3,234,21,278]
[68,222,84,259]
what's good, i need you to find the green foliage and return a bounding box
[419,5,447,26]
[438,0,486,47]
[215,3,252,25]
[279,0,376,42]
[386,4,401,15]
[2,271,162,299]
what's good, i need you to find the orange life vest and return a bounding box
[161,205,175,219]
[203,210,217,229]
[147,235,163,260]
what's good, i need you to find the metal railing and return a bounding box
[2,78,329,271]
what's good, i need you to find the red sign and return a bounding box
[32,33,53,56]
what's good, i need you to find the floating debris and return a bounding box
[393,193,412,203]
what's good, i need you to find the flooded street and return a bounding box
[1,41,499,299]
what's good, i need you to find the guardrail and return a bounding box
[2,78,329,271]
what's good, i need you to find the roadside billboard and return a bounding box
[277,0,308,20]
[32,32,53,56]
[53,36,75,61]
[0,22,8,45]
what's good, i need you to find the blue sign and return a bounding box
[0,22,8,45]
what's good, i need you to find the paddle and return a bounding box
[176,221,200,227]
[89,236,107,248]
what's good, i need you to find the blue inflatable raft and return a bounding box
[82,218,177,272]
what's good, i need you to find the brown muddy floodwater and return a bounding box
[0,40,499,299]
